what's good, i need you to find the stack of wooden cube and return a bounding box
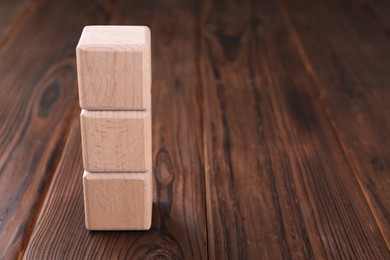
[76,26,152,230]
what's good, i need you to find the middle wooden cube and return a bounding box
[80,110,152,172]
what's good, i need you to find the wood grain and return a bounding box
[0,0,116,258]
[80,110,152,172]
[0,0,32,46]
[355,0,390,35]
[279,0,390,245]
[77,26,151,110]
[83,171,152,230]
[23,0,207,258]
[200,0,390,258]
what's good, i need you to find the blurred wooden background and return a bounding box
[0,0,389,258]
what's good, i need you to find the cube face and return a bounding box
[76,26,151,110]
[83,171,152,230]
[80,110,152,172]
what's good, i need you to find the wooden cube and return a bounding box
[76,26,151,110]
[83,171,153,230]
[80,110,152,172]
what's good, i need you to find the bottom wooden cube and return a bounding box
[83,171,152,230]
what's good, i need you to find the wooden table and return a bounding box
[1,0,389,258]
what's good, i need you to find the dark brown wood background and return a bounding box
[0,0,389,259]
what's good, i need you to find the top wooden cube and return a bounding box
[76,26,151,110]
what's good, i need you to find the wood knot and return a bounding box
[155,148,175,215]
[38,77,62,118]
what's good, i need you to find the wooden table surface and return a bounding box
[1,0,389,259]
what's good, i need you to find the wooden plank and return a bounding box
[0,0,115,258]
[200,0,390,258]
[279,0,390,245]
[23,0,207,258]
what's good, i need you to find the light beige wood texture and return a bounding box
[83,171,153,230]
[80,110,152,172]
[76,26,151,110]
